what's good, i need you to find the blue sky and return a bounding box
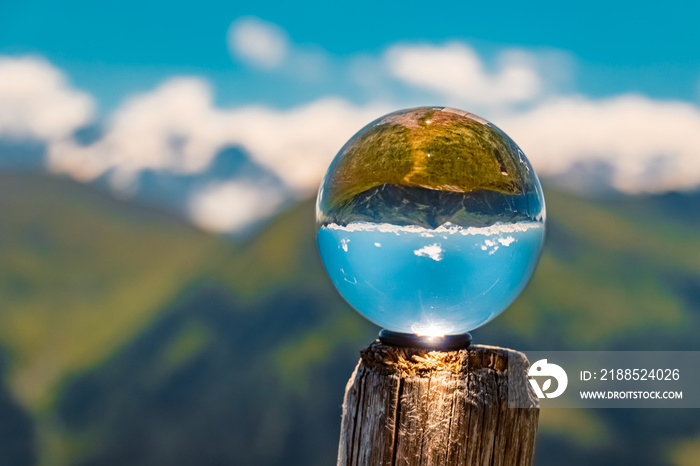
[3,1,700,112]
[2,1,700,233]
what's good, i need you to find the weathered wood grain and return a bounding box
[337,342,539,466]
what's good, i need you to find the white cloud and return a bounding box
[187,180,285,233]
[0,56,94,141]
[227,17,289,70]
[49,77,223,185]
[224,98,386,191]
[7,43,700,234]
[48,76,386,194]
[500,94,700,193]
[385,42,542,108]
[228,16,335,85]
[381,42,700,193]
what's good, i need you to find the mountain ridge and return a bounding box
[321,182,542,228]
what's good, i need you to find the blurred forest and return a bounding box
[1,171,700,466]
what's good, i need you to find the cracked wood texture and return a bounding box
[337,341,539,466]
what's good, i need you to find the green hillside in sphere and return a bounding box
[318,107,543,228]
[322,107,536,203]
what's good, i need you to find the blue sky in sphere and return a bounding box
[3,0,700,112]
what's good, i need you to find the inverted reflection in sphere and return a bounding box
[316,107,545,336]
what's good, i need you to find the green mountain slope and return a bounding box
[0,173,229,409]
[498,190,696,347]
[0,172,699,466]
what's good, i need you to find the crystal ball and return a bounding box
[316,107,545,336]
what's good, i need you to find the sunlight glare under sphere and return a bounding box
[316,107,545,336]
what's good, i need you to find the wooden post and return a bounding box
[337,340,539,466]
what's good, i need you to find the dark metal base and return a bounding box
[378,329,472,350]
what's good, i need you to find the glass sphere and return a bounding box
[316,107,545,336]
